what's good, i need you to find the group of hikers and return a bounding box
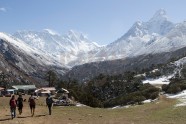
[9,93,54,119]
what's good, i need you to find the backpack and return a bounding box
[17,98,23,105]
[46,97,53,105]
[29,97,35,105]
[10,99,16,108]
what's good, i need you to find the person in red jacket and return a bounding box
[9,95,17,119]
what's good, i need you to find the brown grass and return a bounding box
[0,95,185,124]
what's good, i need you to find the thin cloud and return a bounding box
[0,7,7,12]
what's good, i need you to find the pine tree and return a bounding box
[0,72,10,89]
[46,70,57,87]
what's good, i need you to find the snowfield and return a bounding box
[167,90,186,107]
[142,75,172,85]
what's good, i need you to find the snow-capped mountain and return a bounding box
[0,32,68,85]
[70,9,186,65]
[0,32,65,67]
[13,29,100,65]
[4,9,186,68]
[11,9,186,67]
[2,9,186,84]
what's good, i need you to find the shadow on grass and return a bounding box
[35,114,46,117]
[17,116,31,118]
[17,114,47,118]
[0,114,47,121]
[0,118,11,121]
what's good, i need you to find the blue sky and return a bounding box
[0,0,186,45]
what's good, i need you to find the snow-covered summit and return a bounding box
[147,9,174,35]
[4,9,186,67]
[121,9,173,40]
[123,21,148,37]
[125,9,173,38]
[70,9,186,65]
[13,29,100,65]
[149,9,168,22]
[66,30,88,40]
[43,29,59,35]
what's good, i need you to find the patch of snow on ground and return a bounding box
[76,103,87,107]
[111,105,130,109]
[142,99,151,103]
[167,90,186,107]
[142,75,173,85]
[111,106,122,109]
[143,99,158,104]
[167,90,186,99]
[151,69,159,73]
[174,98,186,107]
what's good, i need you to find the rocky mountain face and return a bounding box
[63,46,186,83]
[61,9,186,82]
[0,33,68,86]
[0,29,100,86]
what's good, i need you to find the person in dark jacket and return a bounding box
[46,94,54,115]
[17,94,23,115]
[28,94,37,117]
[9,95,17,119]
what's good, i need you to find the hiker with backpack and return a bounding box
[17,94,23,115]
[46,94,54,115]
[28,94,37,117]
[9,95,17,119]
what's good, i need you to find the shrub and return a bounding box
[162,79,186,94]
[166,84,181,94]
[150,91,159,100]
[179,83,186,90]
[128,92,146,105]
[79,93,103,107]
[162,84,168,92]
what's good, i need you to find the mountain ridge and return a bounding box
[1,9,186,85]
[13,29,100,66]
[12,9,186,67]
[71,9,184,65]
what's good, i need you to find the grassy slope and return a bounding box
[0,95,185,124]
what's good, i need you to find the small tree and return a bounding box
[0,72,10,89]
[46,70,57,87]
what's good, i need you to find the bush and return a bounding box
[104,91,151,107]
[140,84,159,99]
[162,84,168,92]
[166,84,181,94]
[150,91,159,100]
[79,93,103,107]
[128,92,146,105]
[60,73,161,108]
[162,79,186,94]
[179,83,186,90]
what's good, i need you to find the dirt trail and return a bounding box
[0,94,180,124]
[0,96,54,124]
